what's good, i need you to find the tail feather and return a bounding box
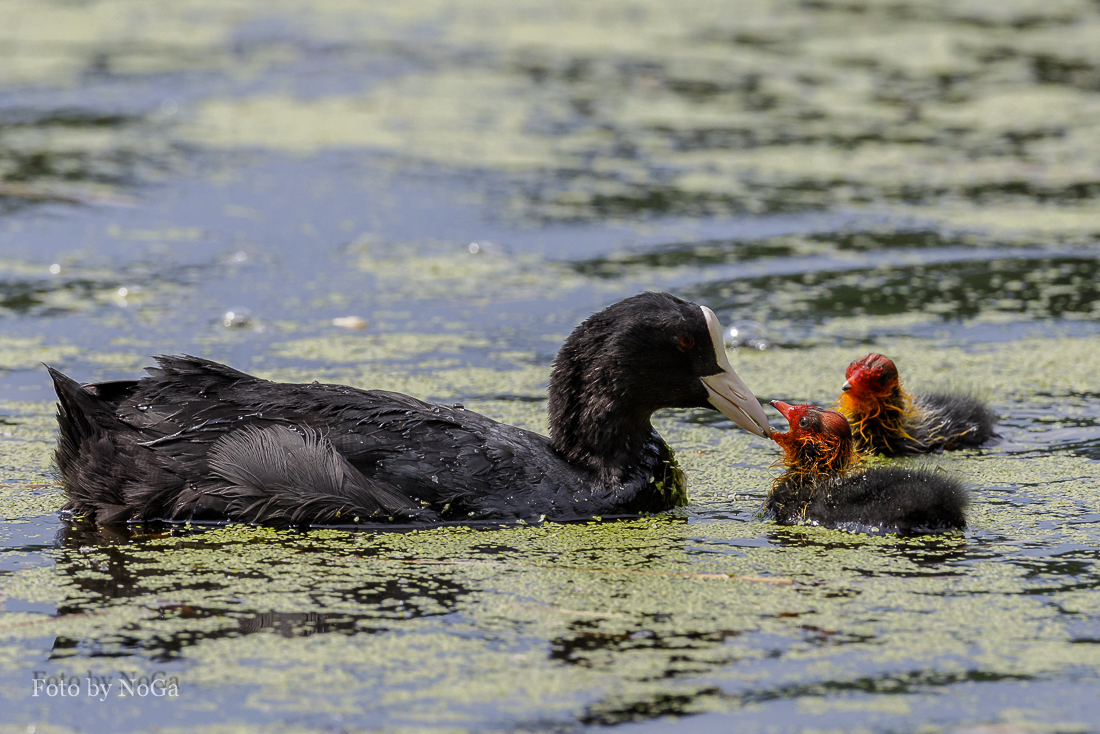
[47,365,92,457]
[48,365,108,479]
[47,365,132,516]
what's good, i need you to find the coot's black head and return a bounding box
[548,292,769,476]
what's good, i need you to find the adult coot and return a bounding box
[50,292,771,527]
[836,353,998,457]
[765,400,967,535]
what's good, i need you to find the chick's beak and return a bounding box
[769,400,794,422]
[841,379,851,392]
[700,307,771,438]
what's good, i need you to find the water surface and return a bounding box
[2,1,1100,732]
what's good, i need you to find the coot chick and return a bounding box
[836,353,997,457]
[765,400,967,535]
[50,292,772,527]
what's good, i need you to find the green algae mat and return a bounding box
[2,0,1100,732]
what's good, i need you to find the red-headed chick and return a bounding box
[836,353,997,457]
[767,400,967,535]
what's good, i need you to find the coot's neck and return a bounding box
[547,351,658,486]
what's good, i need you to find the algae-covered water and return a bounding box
[2,1,1100,732]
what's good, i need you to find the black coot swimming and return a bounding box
[836,353,998,457]
[765,400,967,535]
[50,292,772,527]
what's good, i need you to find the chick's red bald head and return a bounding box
[771,401,851,443]
[843,353,900,397]
[770,400,856,478]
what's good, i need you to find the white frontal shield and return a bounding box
[700,307,771,438]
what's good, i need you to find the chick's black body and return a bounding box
[847,391,998,457]
[50,293,751,527]
[767,401,967,535]
[913,392,999,452]
[765,468,967,535]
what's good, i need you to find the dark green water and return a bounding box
[2,1,1100,732]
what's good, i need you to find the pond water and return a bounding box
[2,1,1100,732]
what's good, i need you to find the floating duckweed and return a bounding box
[2,0,1100,729]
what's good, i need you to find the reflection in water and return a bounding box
[694,254,1100,322]
[237,611,330,637]
[46,522,471,662]
[581,685,725,726]
[548,619,743,724]
[997,392,1100,459]
[1,276,121,317]
[575,239,1100,345]
[2,0,1100,730]
[550,620,743,670]
[0,261,201,319]
[548,600,887,725]
[571,230,971,278]
[577,663,1035,726]
[0,110,149,216]
[766,528,970,571]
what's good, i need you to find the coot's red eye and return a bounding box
[678,335,695,349]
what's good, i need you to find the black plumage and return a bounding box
[765,401,967,535]
[836,353,998,456]
[50,292,772,527]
